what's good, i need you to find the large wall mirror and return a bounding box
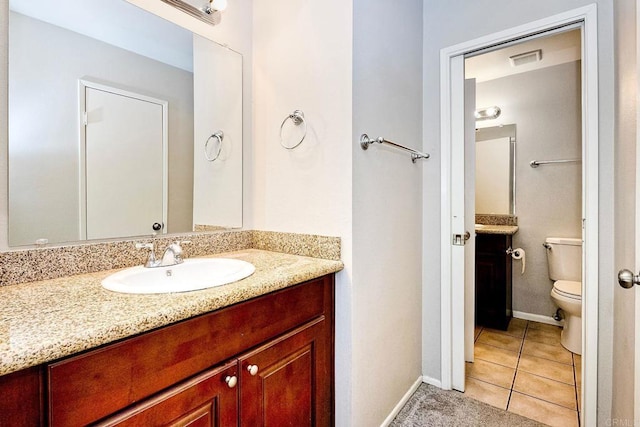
[475,124,516,215]
[7,0,242,247]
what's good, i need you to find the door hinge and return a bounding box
[83,112,88,126]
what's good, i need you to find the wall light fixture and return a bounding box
[205,0,228,13]
[475,106,501,121]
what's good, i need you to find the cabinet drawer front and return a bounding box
[48,276,332,426]
[97,361,238,427]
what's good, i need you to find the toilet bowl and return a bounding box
[550,280,582,354]
[545,237,582,355]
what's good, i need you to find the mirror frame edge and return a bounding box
[1,0,9,251]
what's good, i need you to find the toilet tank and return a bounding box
[545,237,582,282]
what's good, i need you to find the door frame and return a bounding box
[438,5,598,425]
[78,79,169,239]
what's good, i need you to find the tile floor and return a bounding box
[465,318,581,427]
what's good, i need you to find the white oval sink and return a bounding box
[102,258,255,294]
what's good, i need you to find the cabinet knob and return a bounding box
[247,364,259,376]
[225,375,237,388]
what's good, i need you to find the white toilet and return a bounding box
[545,237,582,355]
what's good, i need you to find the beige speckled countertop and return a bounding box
[0,249,343,377]
[475,224,519,235]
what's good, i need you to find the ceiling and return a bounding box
[465,28,581,83]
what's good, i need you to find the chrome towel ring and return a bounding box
[280,110,307,149]
[205,131,224,162]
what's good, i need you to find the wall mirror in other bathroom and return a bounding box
[7,0,243,247]
[475,124,516,215]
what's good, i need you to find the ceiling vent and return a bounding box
[509,49,542,67]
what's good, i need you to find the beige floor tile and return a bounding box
[525,326,562,346]
[527,321,561,332]
[513,371,577,410]
[577,385,582,412]
[508,392,579,427]
[574,354,582,370]
[474,342,519,369]
[574,353,582,388]
[507,318,528,337]
[477,330,523,352]
[512,318,528,328]
[474,326,482,341]
[464,377,510,410]
[522,340,573,365]
[466,359,516,389]
[486,318,527,339]
[518,353,575,385]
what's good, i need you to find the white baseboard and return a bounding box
[513,310,563,327]
[421,375,442,388]
[380,376,423,427]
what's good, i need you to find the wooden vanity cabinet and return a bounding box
[101,318,331,427]
[0,274,334,427]
[475,233,512,330]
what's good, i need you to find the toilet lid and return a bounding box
[554,280,582,299]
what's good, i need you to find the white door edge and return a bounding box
[635,0,640,417]
[437,5,599,426]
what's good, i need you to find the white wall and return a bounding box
[476,62,582,318]
[251,1,353,425]
[253,1,423,425]
[8,12,194,245]
[352,0,424,425]
[422,1,616,423]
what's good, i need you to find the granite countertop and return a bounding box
[475,224,519,235]
[0,249,343,377]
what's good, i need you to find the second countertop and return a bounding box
[475,224,519,235]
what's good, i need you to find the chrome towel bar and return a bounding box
[360,134,430,163]
[529,159,580,168]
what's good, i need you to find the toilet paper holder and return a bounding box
[506,247,526,274]
[506,247,522,257]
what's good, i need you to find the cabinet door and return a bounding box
[238,318,332,427]
[475,234,512,330]
[98,361,238,427]
[0,366,44,426]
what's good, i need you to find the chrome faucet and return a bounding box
[161,242,186,266]
[136,240,191,268]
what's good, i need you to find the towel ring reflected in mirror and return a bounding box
[280,110,307,150]
[205,131,224,162]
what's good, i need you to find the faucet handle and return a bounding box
[136,242,158,267]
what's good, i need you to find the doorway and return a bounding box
[438,5,598,426]
[464,28,582,424]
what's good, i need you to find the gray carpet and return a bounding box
[390,384,547,427]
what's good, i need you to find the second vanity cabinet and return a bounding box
[3,274,335,426]
[475,233,512,330]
